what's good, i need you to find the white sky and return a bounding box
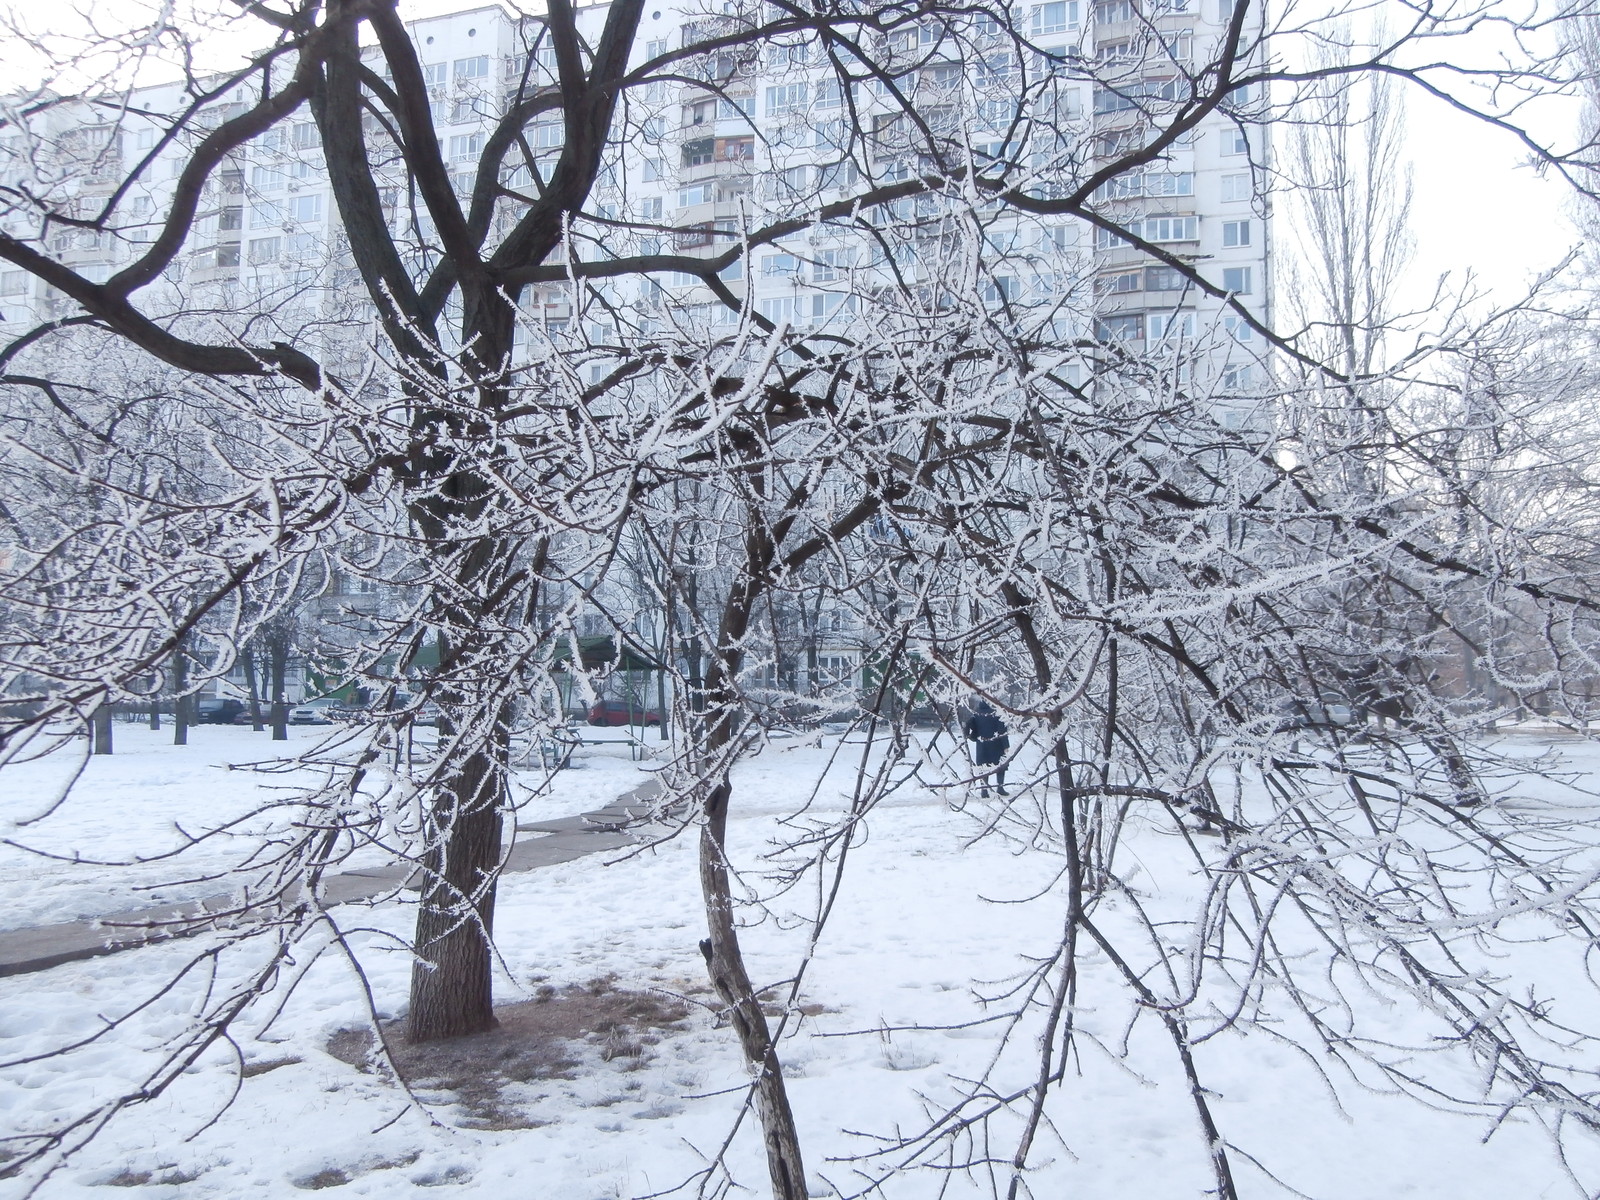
[1404,87,1585,309]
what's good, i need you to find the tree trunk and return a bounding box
[268,630,288,741]
[173,644,189,746]
[92,703,113,755]
[696,516,809,1198]
[700,776,809,1200]
[243,643,265,732]
[407,710,506,1042]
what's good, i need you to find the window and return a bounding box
[776,165,808,193]
[219,206,243,231]
[1221,364,1254,389]
[533,122,563,149]
[977,53,1017,87]
[1095,0,1134,20]
[214,243,241,268]
[819,160,860,190]
[289,194,322,224]
[1098,270,1141,294]
[449,99,479,124]
[758,295,795,323]
[1153,30,1192,64]
[984,276,1016,303]
[1094,88,1134,115]
[448,133,484,161]
[1032,1,1078,33]
[1142,214,1198,242]
[1221,173,1251,202]
[814,654,858,684]
[251,166,283,191]
[1097,313,1143,341]
[683,137,714,167]
[290,122,320,149]
[717,136,754,161]
[766,83,807,115]
[247,236,281,264]
[0,269,27,296]
[678,182,714,206]
[766,43,810,68]
[1147,311,1196,340]
[642,157,663,181]
[1223,313,1254,342]
[422,62,447,86]
[718,96,755,119]
[453,56,489,79]
[1225,126,1249,155]
[685,99,717,126]
[815,79,844,109]
[646,38,668,57]
[640,196,663,220]
[1146,172,1193,197]
[762,252,799,276]
[1041,225,1076,252]
[249,201,283,228]
[808,121,845,153]
[1222,266,1252,293]
[1222,219,1250,247]
[1145,266,1185,291]
[811,247,849,281]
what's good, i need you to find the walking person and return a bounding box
[964,700,1010,797]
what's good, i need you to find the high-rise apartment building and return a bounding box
[0,0,1269,386]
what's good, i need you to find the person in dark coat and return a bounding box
[964,700,1010,796]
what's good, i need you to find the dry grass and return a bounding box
[325,976,694,1129]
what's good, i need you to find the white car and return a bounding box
[288,697,345,725]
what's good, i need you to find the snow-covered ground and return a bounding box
[0,722,650,930]
[4,725,1600,1197]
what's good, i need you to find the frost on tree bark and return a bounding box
[408,728,506,1041]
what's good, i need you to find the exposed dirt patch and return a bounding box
[241,1055,302,1078]
[102,1167,201,1187]
[293,1167,351,1190]
[324,977,694,1129]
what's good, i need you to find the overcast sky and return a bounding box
[1404,85,1584,309]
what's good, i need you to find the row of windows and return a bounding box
[1103,265,1254,293]
[1096,310,1256,341]
[418,56,490,84]
[250,194,323,227]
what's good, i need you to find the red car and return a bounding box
[588,699,661,726]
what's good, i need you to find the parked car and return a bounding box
[1276,696,1362,731]
[588,699,661,727]
[195,698,246,725]
[289,697,346,725]
[329,693,442,727]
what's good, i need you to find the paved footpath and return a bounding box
[0,778,663,979]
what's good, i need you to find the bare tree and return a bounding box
[5,0,1600,1194]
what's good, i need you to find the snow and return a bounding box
[0,722,653,932]
[2,727,1599,1197]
